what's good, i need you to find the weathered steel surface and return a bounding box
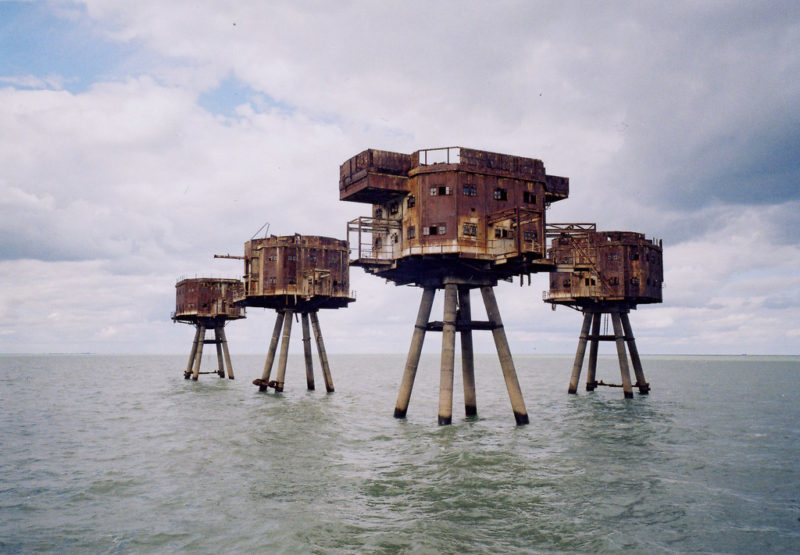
[545,229,663,308]
[341,147,569,287]
[173,278,246,323]
[238,234,354,311]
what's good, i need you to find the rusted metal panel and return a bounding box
[544,229,663,307]
[239,234,355,310]
[343,146,565,286]
[173,278,246,323]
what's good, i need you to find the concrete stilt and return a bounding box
[274,310,293,392]
[214,328,225,378]
[586,312,601,391]
[309,312,334,393]
[480,286,529,425]
[458,286,477,417]
[185,325,201,379]
[569,312,593,394]
[301,312,315,391]
[192,325,206,380]
[611,312,634,399]
[438,283,458,425]
[394,287,436,419]
[219,326,234,379]
[620,312,649,394]
[257,311,285,391]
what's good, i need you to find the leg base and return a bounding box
[465,404,477,418]
[568,386,578,394]
[513,411,529,426]
[438,415,452,426]
[394,407,407,419]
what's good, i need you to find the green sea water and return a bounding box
[1,354,798,552]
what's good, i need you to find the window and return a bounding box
[268,255,277,261]
[630,251,639,261]
[407,226,416,239]
[288,278,296,285]
[609,277,619,285]
[523,230,537,242]
[607,253,620,262]
[523,191,536,204]
[287,254,297,261]
[462,185,477,197]
[268,277,277,285]
[392,232,399,244]
[462,223,478,237]
[407,195,416,208]
[494,227,513,239]
[562,279,571,287]
[493,188,507,201]
[430,185,451,196]
[584,278,596,286]
[424,224,446,236]
[390,202,399,215]
[375,208,383,218]
[630,277,640,285]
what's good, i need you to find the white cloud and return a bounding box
[0,1,798,356]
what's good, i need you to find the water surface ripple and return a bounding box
[1,354,798,552]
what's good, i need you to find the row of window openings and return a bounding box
[403,226,539,240]
[266,254,341,263]
[560,276,659,287]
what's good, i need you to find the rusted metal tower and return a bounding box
[225,234,354,393]
[342,147,569,425]
[544,225,663,398]
[172,277,245,380]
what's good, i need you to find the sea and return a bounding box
[1,353,798,553]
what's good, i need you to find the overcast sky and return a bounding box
[1,0,798,356]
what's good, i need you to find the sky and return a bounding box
[1,0,799,356]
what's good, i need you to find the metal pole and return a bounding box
[214,327,225,378]
[219,326,234,379]
[301,312,315,391]
[458,286,477,417]
[309,312,334,393]
[586,312,601,391]
[438,283,458,425]
[192,325,206,380]
[480,286,529,425]
[185,325,201,379]
[274,310,293,392]
[394,287,436,419]
[611,312,634,398]
[620,312,649,394]
[568,312,593,394]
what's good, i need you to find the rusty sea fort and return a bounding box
[1,353,798,552]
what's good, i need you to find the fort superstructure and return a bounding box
[544,226,663,397]
[172,277,245,380]
[342,146,569,425]
[226,234,354,393]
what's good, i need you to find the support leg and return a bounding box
[219,326,234,379]
[620,312,649,394]
[568,312,593,394]
[191,325,206,380]
[611,312,634,399]
[256,311,285,391]
[480,287,529,425]
[586,312,601,391]
[214,328,225,378]
[310,312,334,393]
[458,286,477,417]
[274,310,293,392]
[301,312,315,391]
[394,287,436,419]
[438,283,458,426]
[185,325,201,379]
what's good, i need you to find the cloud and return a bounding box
[0,1,798,356]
